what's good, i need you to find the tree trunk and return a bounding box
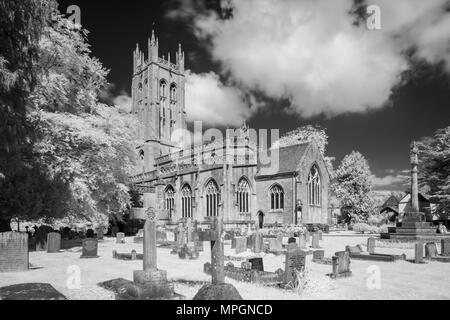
[0,218,12,232]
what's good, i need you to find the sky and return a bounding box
[57,0,450,191]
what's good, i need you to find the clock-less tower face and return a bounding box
[132,31,187,172]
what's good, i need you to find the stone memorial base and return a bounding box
[388,213,450,242]
[431,255,450,263]
[115,269,183,300]
[193,283,243,300]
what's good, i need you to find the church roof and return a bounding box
[256,143,310,177]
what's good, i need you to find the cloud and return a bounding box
[185,71,253,126]
[113,94,132,113]
[171,0,450,118]
[371,173,408,188]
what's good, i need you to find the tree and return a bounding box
[418,126,450,216]
[0,0,60,231]
[332,151,374,223]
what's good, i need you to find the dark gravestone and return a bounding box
[116,232,125,244]
[313,250,325,261]
[425,242,437,259]
[248,258,264,272]
[283,247,306,286]
[235,237,247,254]
[47,233,61,253]
[81,238,99,258]
[367,237,376,254]
[86,229,95,238]
[442,238,450,256]
[415,242,424,264]
[0,232,28,273]
[288,237,296,244]
[35,226,53,251]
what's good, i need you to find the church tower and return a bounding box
[132,30,187,173]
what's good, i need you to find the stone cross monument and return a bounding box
[410,141,420,213]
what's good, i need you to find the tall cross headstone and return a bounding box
[210,216,225,285]
[143,207,157,271]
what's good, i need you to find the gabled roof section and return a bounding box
[256,142,310,177]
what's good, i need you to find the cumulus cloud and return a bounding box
[113,94,132,113]
[371,173,408,188]
[169,0,450,118]
[185,71,253,126]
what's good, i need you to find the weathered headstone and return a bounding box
[415,242,424,264]
[313,250,325,261]
[330,251,352,278]
[298,234,306,249]
[241,261,252,270]
[235,237,247,254]
[248,257,264,272]
[441,238,450,256]
[311,232,320,249]
[318,230,323,240]
[116,232,125,244]
[80,238,99,258]
[367,237,376,254]
[425,242,437,259]
[268,237,283,253]
[166,231,175,242]
[0,232,29,273]
[252,231,264,253]
[288,237,296,244]
[47,233,61,253]
[305,231,311,243]
[121,207,181,300]
[96,228,104,240]
[194,216,242,300]
[131,249,137,260]
[283,247,306,286]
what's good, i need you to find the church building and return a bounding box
[130,32,330,229]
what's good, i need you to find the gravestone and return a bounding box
[80,238,99,258]
[297,235,306,249]
[283,247,306,286]
[441,238,450,256]
[346,245,363,255]
[252,231,264,253]
[305,231,311,243]
[35,225,53,251]
[425,242,437,259]
[282,237,290,247]
[0,232,29,273]
[96,228,104,240]
[47,233,61,253]
[119,207,181,300]
[415,242,424,263]
[194,216,242,300]
[248,258,264,272]
[241,261,252,270]
[166,231,175,242]
[131,249,137,260]
[311,232,320,249]
[235,237,247,254]
[116,232,125,244]
[318,231,323,240]
[313,250,325,262]
[268,237,283,253]
[367,237,376,254]
[288,237,296,244]
[330,251,352,278]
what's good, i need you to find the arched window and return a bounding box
[237,178,250,213]
[170,84,177,102]
[181,185,193,218]
[205,180,220,217]
[308,165,321,206]
[269,185,284,210]
[159,80,167,99]
[165,186,175,218]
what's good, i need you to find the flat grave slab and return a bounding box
[0,283,67,300]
